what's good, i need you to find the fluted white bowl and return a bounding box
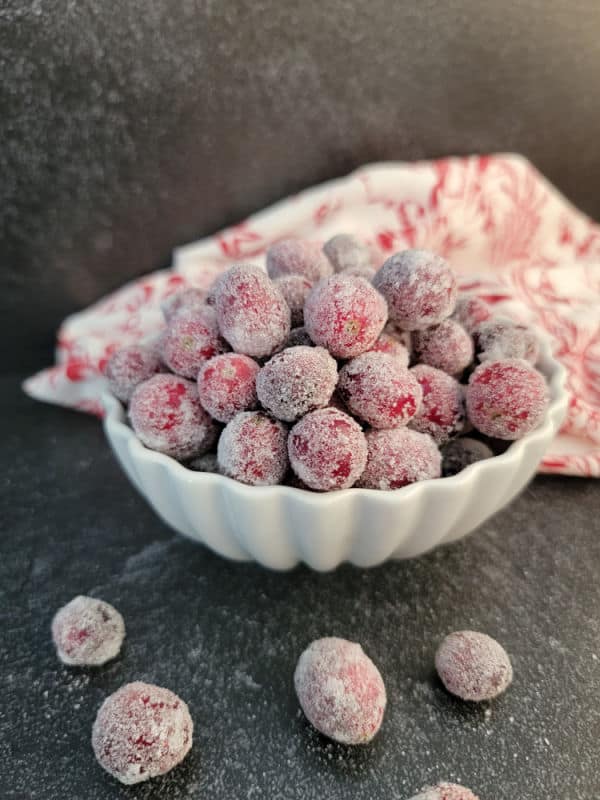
[103,338,567,571]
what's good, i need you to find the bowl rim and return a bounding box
[103,336,568,504]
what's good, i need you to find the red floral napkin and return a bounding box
[24,154,600,476]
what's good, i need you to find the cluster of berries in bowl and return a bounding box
[105,236,549,493]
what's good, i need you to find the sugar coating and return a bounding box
[466,359,548,440]
[342,264,377,280]
[266,239,333,283]
[412,319,474,375]
[338,352,422,429]
[130,374,218,460]
[256,346,338,422]
[215,264,291,357]
[217,411,288,486]
[288,408,368,491]
[373,249,457,330]
[294,637,387,745]
[51,596,125,666]
[475,318,539,364]
[187,452,219,473]
[369,332,410,367]
[322,234,372,273]
[357,428,441,490]
[91,681,193,785]
[197,352,259,422]
[441,437,494,476]
[409,365,466,445]
[273,273,314,326]
[304,274,388,358]
[285,326,315,348]
[161,287,208,322]
[105,344,163,403]
[408,783,480,800]
[435,630,513,701]
[160,306,227,378]
[385,323,413,355]
[452,293,492,333]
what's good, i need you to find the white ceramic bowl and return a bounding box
[103,339,567,571]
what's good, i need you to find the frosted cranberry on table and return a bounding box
[217,411,288,486]
[451,292,492,333]
[412,319,474,376]
[161,287,208,322]
[441,437,494,476]
[288,407,367,491]
[474,318,539,364]
[160,306,227,378]
[357,428,441,490]
[322,233,372,273]
[368,332,410,366]
[294,637,386,745]
[51,596,125,667]
[407,783,480,800]
[304,273,387,358]
[373,249,457,330]
[409,365,466,445]
[214,264,291,357]
[285,326,314,348]
[466,359,548,440]
[130,374,218,460]
[197,352,259,423]
[104,344,163,403]
[338,352,422,429]
[266,238,333,283]
[273,273,313,326]
[92,682,193,785]
[435,630,513,701]
[256,346,338,422]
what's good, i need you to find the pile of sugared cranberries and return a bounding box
[106,241,549,489]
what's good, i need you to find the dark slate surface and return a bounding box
[3,0,600,370]
[2,372,600,799]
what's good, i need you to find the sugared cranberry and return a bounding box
[435,630,513,701]
[304,274,387,358]
[412,319,474,375]
[105,344,163,403]
[92,682,193,785]
[441,437,494,476]
[266,239,333,283]
[474,318,539,364]
[215,264,291,357]
[408,783,480,800]
[51,596,125,666]
[368,333,410,366]
[273,274,313,326]
[409,365,465,444]
[217,411,288,486]
[338,352,422,429]
[256,346,337,422]
[466,359,548,439]
[452,292,492,333]
[294,637,386,744]
[160,306,227,378]
[323,234,372,273]
[197,353,259,422]
[357,428,441,489]
[130,374,218,460]
[161,287,208,322]
[373,249,457,330]
[288,408,367,491]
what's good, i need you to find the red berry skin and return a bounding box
[198,353,259,423]
[409,365,466,445]
[160,306,228,378]
[368,333,410,366]
[288,408,368,491]
[91,682,193,785]
[217,411,288,486]
[105,344,163,403]
[338,352,422,429]
[357,428,441,490]
[215,264,291,357]
[130,374,218,460]
[412,319,474,376]
[266,239,333,283]
[435,630,513,701]
[304,274,388,358]
[294,637,387,744]
[466,359,548,440]
[373,249,457,331]
[452,293,492,333]
[273,274,314,326]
